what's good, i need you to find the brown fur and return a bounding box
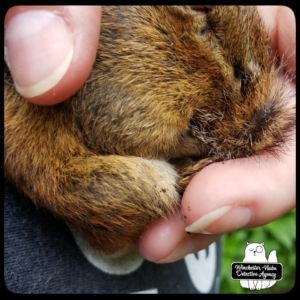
[4,6,295,254]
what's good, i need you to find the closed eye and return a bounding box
[199,24,209,36]
[234,66,246,81]
[234,65,252,97]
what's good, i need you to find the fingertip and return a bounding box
[4,6,102,105]
[277,6,296,76]
[181,151,295,234]
[181,159,264,236]
[138,212,221,263]
[138,212,187,262]
[257,6,295,77]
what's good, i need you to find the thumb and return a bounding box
[4,6,102,105]
[181,140,295,235]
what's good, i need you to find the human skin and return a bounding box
[4,6,295,263]
[4,6,102,105]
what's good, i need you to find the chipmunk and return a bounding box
[4,6,295,254]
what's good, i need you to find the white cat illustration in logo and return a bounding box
[240,242,277,290]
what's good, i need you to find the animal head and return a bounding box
[73,6,295,162]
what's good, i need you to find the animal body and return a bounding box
[4,6,295,254]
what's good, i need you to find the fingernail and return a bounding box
[4,10,74,98]
[156,239,195,263]
[185,205,252,234]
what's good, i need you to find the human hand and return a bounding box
[138,6,295,263]
[4,6,295,263]
[4,6,102,105]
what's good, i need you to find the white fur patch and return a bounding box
[70,226,144,275]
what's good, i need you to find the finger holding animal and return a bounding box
[4,5,102,105]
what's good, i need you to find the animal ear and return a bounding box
[261,242,264,246]
[247,242,250,246]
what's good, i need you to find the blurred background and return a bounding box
[219,208,296,293]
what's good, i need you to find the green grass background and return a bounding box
[219,208,296,294]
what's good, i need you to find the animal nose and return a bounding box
[250,102,273,129]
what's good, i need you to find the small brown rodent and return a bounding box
[4,6,295,254]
